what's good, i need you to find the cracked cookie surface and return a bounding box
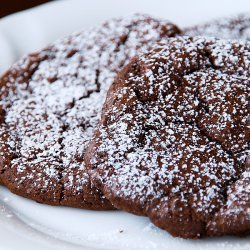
[85,36,250,236]
[0,14,181,209]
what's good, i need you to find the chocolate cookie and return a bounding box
[0,14,181,209]
[184,13,250,40]
[85,36,250,237]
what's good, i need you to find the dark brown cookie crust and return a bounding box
[184,13,250,40]
[85,37,249,237]
[0,14,181,209]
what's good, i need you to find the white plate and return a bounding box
[0,0,250,249]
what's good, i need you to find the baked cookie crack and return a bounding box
[85,36,250,238]
[0,14,181,209]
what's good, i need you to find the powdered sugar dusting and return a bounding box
[184,13,250,40]
[88,36,250,237]
[0,14,180,207]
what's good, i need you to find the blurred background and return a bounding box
[0,0,249,74]
[0,0,52,18]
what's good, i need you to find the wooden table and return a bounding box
[0,0,52,18]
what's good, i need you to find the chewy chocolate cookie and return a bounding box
[0,14,181,209]
[85,36,250,237]
[184,13,250,40]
